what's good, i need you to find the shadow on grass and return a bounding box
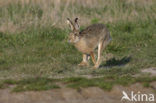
[101,56,131,67]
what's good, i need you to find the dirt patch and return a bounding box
[133,67,156,77]
[0,83,155,103]
[141,67,156,76]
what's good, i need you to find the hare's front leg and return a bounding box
[78,54,89,66]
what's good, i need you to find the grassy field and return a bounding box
[0,0,156,91]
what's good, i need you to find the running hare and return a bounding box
[67,18,111,69]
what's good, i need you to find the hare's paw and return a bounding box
[78,61,89,67]
[93,64,100,69]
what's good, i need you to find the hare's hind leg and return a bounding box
[78,54,89,66]
[94,41,103,69]
[90,51,96,65]
[94,39,111,69]
[94,40,108,69]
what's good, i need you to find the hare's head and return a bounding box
[67,18,80,43]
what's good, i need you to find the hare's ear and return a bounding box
[66,18,75,31]
[74,18,79,30]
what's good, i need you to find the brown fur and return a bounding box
[67,18,111,68]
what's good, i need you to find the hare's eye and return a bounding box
[74,33,78,36]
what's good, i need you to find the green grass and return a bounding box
[0,20,156,90]
[63,75,156,90]
[0,77,60,92]
[0,0,156,92]
[0,75,155,92]
[0,19,156,91]
[0,19,156,78]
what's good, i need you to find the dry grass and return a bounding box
[0,0,156,33]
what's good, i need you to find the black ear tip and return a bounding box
[75,18,78,22]
[67,18,70,20]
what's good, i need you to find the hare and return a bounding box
[67,18,111,69]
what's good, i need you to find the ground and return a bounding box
[0,83,155,103]
[0,68,156,103]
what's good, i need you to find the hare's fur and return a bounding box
[67,18,111,68]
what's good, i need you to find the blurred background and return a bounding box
[0,0,156,33]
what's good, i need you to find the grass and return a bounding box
[0,0,156,91]
[0,77,60,92]
[0,20,156,79]
[0,75,156,92]
[64,76,156,90]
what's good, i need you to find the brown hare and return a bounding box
[67,18,111,69]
